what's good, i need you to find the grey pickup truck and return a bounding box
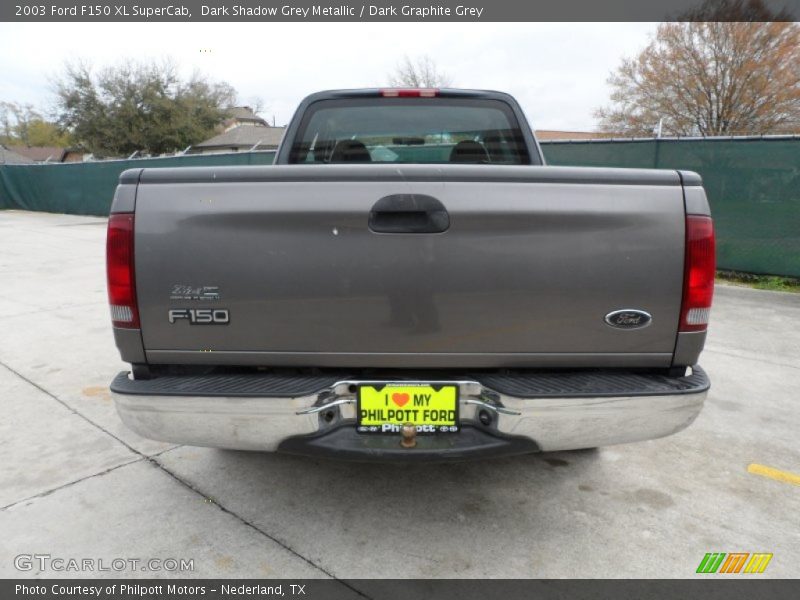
[107,88,715,461]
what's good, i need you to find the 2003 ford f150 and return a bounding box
[107,88,715,461]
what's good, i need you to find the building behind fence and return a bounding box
[1,138,798,277]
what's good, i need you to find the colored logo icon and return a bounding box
[696,552,773,574]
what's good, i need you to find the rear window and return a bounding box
[288,97,533,165]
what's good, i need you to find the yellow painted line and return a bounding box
[747,463,800,486]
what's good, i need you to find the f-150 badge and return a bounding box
[169,308,230,325]
[604,309,652,329]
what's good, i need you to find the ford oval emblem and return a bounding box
[604,309,652,329]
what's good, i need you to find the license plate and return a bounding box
[356,383,459,434]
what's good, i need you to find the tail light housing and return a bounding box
[680,215,715,332]
[106,213,139,328]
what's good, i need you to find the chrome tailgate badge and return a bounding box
[604,309,652,329]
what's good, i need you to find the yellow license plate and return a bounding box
[357,383,459,434]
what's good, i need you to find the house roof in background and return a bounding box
[0,145,35,164]
[194,125,286,149]
[222,106,269,129]
[8,146,67,162]
[226,106,264,121]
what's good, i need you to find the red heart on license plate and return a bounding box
[392,392,410,407]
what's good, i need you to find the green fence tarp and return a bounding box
[0,151,276,215]
[1,139,798,277]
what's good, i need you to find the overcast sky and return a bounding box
[0,22,656,131]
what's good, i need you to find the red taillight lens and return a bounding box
[680,215,715,332]
[106,213,139,328]
[380,88,439,98]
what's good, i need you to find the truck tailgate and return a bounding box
[133,165,686,368]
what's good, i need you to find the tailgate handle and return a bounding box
[369,194,450,234]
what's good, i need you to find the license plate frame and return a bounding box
[356,382,460,434]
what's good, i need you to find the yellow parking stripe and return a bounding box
[747,463,800,486]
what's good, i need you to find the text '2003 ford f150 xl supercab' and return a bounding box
[107,88,715,461]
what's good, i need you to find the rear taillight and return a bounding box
[380,88,439,97]
[680,215,715,332]
[106,213,139,328]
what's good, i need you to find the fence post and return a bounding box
[653,138,661,169]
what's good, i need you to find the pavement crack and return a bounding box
[146,455,372,598]
[0,360,371,596]
[0,360,144,456]
[1,458,143,511]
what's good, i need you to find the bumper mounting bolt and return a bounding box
[400,423,417,448]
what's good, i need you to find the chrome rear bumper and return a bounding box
[112,368,708,457]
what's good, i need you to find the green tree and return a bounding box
[0,102,15,144]
[54,59,237,156]
[0,101,71,147]
[25,120,72,147]
[9,103,40,145]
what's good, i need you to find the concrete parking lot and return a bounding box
[0,210,798,579]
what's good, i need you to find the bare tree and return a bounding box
[245,96,267,116]
[389,55,453,88]
[595,0,800,136]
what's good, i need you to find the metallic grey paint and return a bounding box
[112,327,146,364]
[683,186,712,216]
[144,350,675,369]
[133,174,686,368]
[134,163,683,186]
[109,182,137,214]
[672,331,708,367]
